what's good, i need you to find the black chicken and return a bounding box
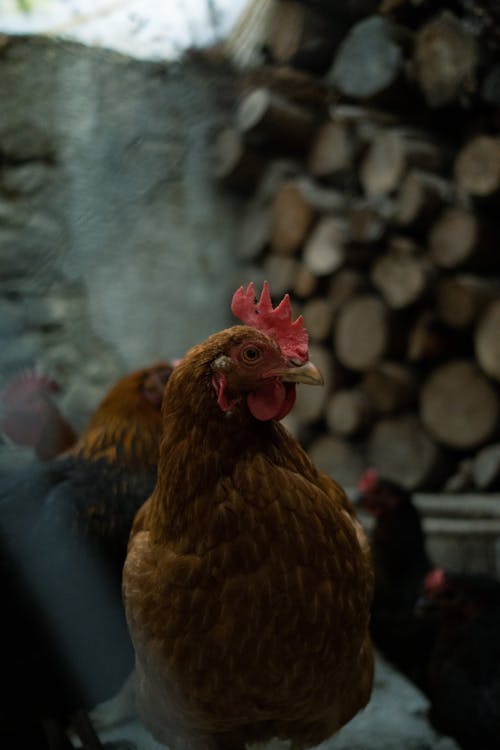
[357,468,435,688]
[417,568,500,750]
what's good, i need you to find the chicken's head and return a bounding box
[91,361,175,422]
[356,468,411,517]
[211,282,323,421]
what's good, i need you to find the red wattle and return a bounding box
[247,381,296,421]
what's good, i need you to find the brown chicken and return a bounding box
[123,282,374,750]
[0,360,174,750]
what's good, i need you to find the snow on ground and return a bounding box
[0,0,247,60]
[89,655,459,750]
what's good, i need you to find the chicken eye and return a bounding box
[241,346,261,364]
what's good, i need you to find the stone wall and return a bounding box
[0,35,242,429]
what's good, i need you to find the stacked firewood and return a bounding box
[214,0,500,491]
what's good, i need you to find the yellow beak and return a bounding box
[275,360,324,386]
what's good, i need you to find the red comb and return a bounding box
[231,281,308,362]
[357,468,379,493]
[1,369,59,404]
[424,568,446,593]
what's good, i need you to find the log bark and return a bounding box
[407,311,460,363]
[213,128,267,191]
[454,135,500,197]
[348,198,389,244]
[270,180,316,254]
[334,293,394,371]
[307,120,354,180]
[420,359,500,449]
[367,413,445,490]
[224,0,277,70]
[361,361,418,414]
[326,388,372,436]
[413,11,478,107]
[474,299,500,382]
[268,0,339,74]
[329,103,399,137]
[360,127,443,198]
[303,216,348,276]
[394,170,453,230]
[328,269,367,314]
[242,65,330,112]
[254,159,302,203]
[437,274,500,329]
[294,176,347,213]
[236,87,317,153]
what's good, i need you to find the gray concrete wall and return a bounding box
[0,35,242,428]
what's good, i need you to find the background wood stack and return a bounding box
[216,0,500,496]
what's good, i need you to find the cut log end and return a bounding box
[475,300,500,382]
[420,360,500,450]
[472,443,500,490]
[367,413,444,490]
[454,135,500,197]
[362,362,418,414]
[334,294,390,371]
[371,250,431,309]
[307,434,365,487]
[413,11,478,108]
[270,180,316,255]
[303,216,347,276]
[326,388,372,436]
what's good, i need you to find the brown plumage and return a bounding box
[123,284,374,750]
[70,361,170,466]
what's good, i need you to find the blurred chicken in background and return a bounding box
[417,568,500,750]
[0,360,174,750]
[357,468,435,690]
[1,370,77,461]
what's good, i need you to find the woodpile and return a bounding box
[217,0,500,491]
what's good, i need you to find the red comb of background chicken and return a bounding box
[1,369,61,448]
[424,567,446,593]
[1,370,59,404]
[357,467,379,493]
[231,281,308,363]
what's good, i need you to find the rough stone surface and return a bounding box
[0,35,241,429]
